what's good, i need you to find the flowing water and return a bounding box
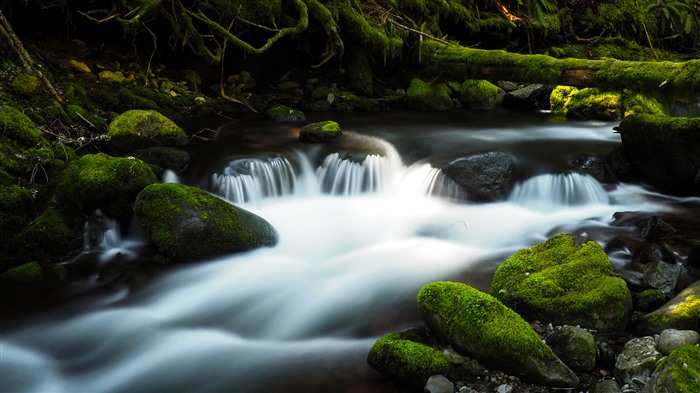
[2,110,699,393]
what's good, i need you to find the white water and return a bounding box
[0,114,679,393]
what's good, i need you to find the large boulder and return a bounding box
[417,281,578,387]
[54,153,158,221]
[635,280,700,335]
[642,344,700,393]
[617,114,700,192]
[441,151,517,202]
[367,328,451,388]
[134,183,278,261]
[490,233,632,332]
[107,109,188,154]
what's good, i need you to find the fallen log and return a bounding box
[421,41,700,103]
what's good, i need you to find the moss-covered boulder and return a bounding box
[107,109,188,154]
[298,121,342,143]
[635,280,700,335]
[617,114,700,192]
[367,329,450,388]
[9,205,82,262]
[491,233,632,332]
[563,88,622,120]
[54,153,157,221]
[134,183,278,261]
[1,261,43,283]
[643,344,700,393]
[418,281,578,387]
[406,78,454,111]
[459,79,502,110]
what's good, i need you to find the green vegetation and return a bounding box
[637,289,667,310]
[107,110,188,154]
[491,233,632,332]
[650,345,700,392]
[367,332,451,387]
[134,183,278,261]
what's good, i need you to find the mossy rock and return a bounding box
[546,326,596,372]
[635,280,700,335]
[134,183,278,262]
[459,79,502,110]
[550,86,578,115]
[107,109,188,154]
[418,281,578,387]
[10,205,82,262]
[1,261,43,283]
[490,233,632,332]
[565,88,622,121]
[267,104,306,122]
[406,78,454,111]
[12,73,42,96]
[644,345,700,393]
[367,330,450,388]
[0,105,44,147]
[54,153,158,221]
[637,289,668,311]
[617,114,700,192]
[299,121,342,143]
[0,185,35,241]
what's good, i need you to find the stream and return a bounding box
[1,109,699,393]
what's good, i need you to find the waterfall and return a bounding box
[211,156,297,204]
[509,172,609,208]
[162,170,179,183]
[82,209,121,252]
[397,163,466,200]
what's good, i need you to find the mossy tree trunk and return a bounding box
[421,41,700,103]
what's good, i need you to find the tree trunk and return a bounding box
[421,42,700,103]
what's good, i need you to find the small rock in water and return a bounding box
[657,329,700,355]
[496,383,513,393]
[424,375,453,393]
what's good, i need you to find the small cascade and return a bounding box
[162,170,180,183]
[211,156,297,204]
[397,163,466,200]
[83,210,121,252]
[317,153,395,195]
[509,172,609,208]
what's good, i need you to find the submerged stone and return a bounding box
[134,183,278,262]
[418,281,578,387]
[490,233,632,332]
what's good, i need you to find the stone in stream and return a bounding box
[657,329,700,355]
[134,183,278,262]
[641,344,700,393]
[417,281,578,387]
[298,120,342,143]
[613,336,662,391]
[441,151,517,202]
[490,233,633,332]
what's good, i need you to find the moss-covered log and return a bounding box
[421,41,700,102]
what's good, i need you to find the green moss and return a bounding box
[637,289,667,310]
[11,205,81,260]
[367,332,450,387]
[0,105,43,147]
[12,74,42,96]
[1,261,42,283]
[107,109,187,153]
[418,281,555,361]
[652,345,700,392]
[134,183,278,261]
[550,86,578,115]
[406,78,454,111]
[622,92,666,117]
[459,79,500,109]
[299,121,342,143]
[491,234,631,331]
[55,153,157,220]
[565,88,622,120]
